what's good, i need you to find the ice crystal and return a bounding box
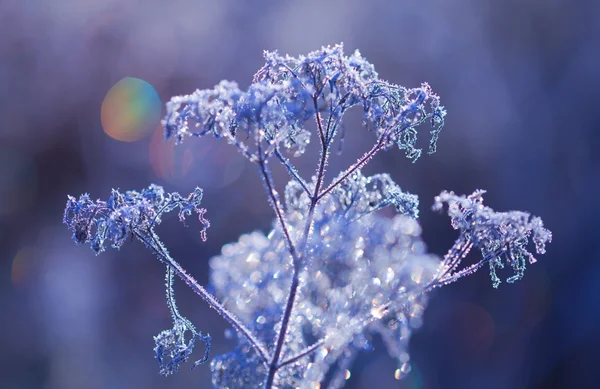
[63,185,213,375]
[285,169,420,219]
[63,184,209,254]
[209,172,438,387]
[62,43,551,389]
[163,44,445,163]
[433,190,552,288]
[153,317,211,376]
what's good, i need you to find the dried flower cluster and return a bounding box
[63,44,551,388]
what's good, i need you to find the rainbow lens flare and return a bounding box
[11,247,34,289]
[101,77,161,142]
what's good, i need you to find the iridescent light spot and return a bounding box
[11,247,35,288]
[394,362,423,388]
[149,126,245,187]
[101,77,161,142]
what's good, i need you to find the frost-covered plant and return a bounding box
[63,44,551,388]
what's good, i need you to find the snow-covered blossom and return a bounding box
[432,190,552,288]
[154,317,211,376]
[62,44,551,389]
[163,44,445,163]
[209,173,438,388]
[63,184,209,254]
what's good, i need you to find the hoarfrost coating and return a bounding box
[63,44,550,389]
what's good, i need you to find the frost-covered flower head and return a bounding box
[163,44,446,163]
[433,190,552,288]
[210,171,439,387]
[63,185,213,375]
[62,43,551,389]
[63,184,209,254]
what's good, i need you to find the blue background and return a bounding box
[1,1,598,388]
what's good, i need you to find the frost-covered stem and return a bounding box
[315,98,327,146]
[264,196,317,387]
[431,235,474,283]
[312,106,330,201]
[264,265,300,389]
[257,152,302,389]
[278,339,326,369]
[424,246,505,293]
[274,149,311,197]
[300,104,332,245]
[257,159,299,261]
[256,130,299,260]
[318,135,385,201]
[137,231,270,365]
[436,260,488,286]
[265,103,331,389]
[165,266,190,326]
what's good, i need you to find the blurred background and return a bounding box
[1,0,598,388]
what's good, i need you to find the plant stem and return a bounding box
[278,339,326,369]
[138,231,270,365]
[264,105,331,388]
[274,149,312,197]
[256,156,303,389]
[260,156,302,388]
[317,136,384,201]
[264,263,300,388]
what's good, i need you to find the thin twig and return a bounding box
[317,135,385,201]
[264,96,333,388]
[278,339,326,369]
[256,133,304,389]
[274,149,312,197]
[424,247,504,293]
[137,231,271,366]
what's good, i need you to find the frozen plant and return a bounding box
[63,44,552,388]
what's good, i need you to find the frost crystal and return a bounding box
[163,44,446,163]
[154,318,211,376]
[433,190,552,288]
[210,172,439,387]
[63,184,209,254]
[62,43,551,389]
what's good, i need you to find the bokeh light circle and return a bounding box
[149,126,246,188]
[11,247,35,289]
[101,77,161,142]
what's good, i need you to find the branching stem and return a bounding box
[264,99,333,389]
[137,231,270,365]
[256,134,303,388]
[278,339,326,369]
[318,135,385,201]
[274,149,312,197]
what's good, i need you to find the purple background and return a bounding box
[1,1,598,388]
